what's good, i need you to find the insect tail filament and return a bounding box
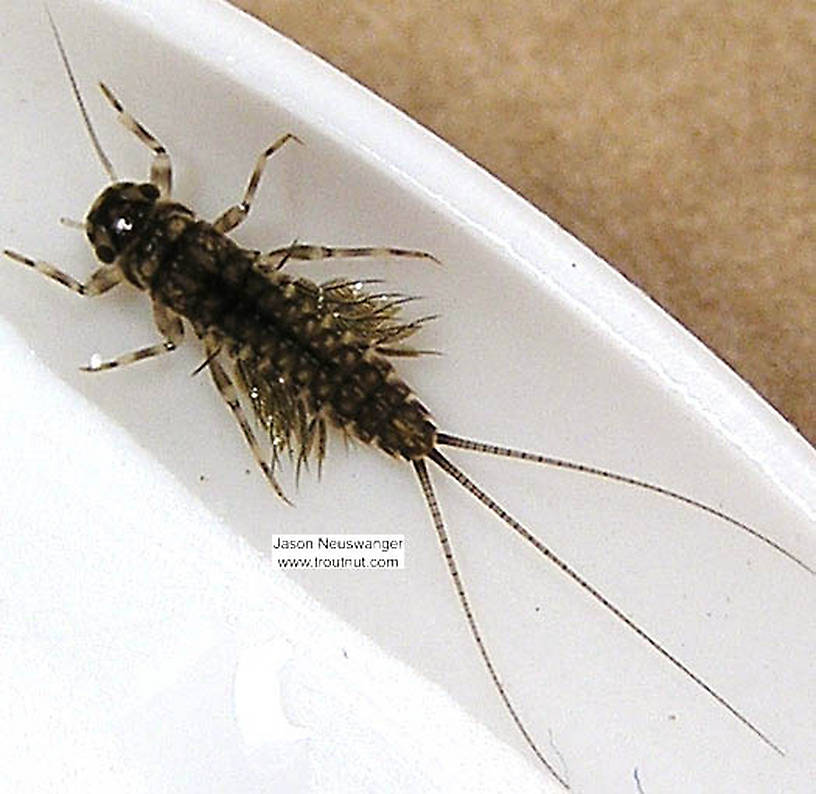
[413,458,571,789]
[436,432,813,575]
[426,446,785,756]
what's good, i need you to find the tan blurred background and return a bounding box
[232,0,814,444]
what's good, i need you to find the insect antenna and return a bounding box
[45,6,117,182]
[412,458,571,789]
[435,432,814,574]
[424,446,785,761]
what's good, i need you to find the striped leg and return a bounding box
[206,345,292,505]
[256,243,440,273]
[81,302,184,372]
[98,82,172,196]
[3,249,121,296]
[213,133,302,233]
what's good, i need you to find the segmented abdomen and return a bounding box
[123,204,437,460]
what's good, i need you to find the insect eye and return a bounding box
[139,183,160,200]
[96,244,116,264]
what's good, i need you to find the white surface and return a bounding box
[0,1,814,792]
[0,321,542,793]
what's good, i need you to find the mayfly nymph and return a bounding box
[4,11,812,790]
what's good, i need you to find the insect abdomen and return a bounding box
[131,205,437,460]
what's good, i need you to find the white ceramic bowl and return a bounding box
[1,1,813,792]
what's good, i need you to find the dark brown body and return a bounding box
[114,199,438,461]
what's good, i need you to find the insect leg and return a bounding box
[412,459,570,788]
[256,244,439,273]
[97,83,172,196]
[3,249,121,296]
[213,134,301,234]
[80,302,184,372]
[205,344,293,505]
